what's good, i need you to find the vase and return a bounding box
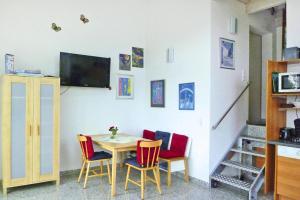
[110,131,117,139]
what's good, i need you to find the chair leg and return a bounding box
[153,168,162,194]
[157,165,161,185]
[144,171,147,185]
[107,160,112,185]
[167,160,171,187]
[78,161,86,182]
[141,170,145,199]
[83,162,90,189]
[184,158,189,182]
[100,161,103,174]
[125,166,131,190]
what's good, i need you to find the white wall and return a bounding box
[210,0,249,173]
[286,0,300,127]
[0,0,214,183]
[0,0,148,175]
[144,0,212,182]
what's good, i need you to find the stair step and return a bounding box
[211,173,252,191]
[221,160,261,174]
[240,135,266,143]
[231,147,265,158]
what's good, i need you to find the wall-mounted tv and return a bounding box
[60,52,111,88]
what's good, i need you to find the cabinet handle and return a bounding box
[29,125,32,137]
[37,125,40,136]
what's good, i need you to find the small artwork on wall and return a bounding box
[179,82,195,110]
[119,54,131,71]
[151,80,165,107]
[220,38,235,70]
[132,47,144,68]
[117,74,134,99]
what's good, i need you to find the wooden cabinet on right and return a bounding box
[275,145,300,200]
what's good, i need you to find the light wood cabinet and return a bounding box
[1,75,60,194]
[275,145,300,200]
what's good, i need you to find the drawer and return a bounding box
[278,146,300,159]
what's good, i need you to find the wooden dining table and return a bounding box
[92,134,144,197]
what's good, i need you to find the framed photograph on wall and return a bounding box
[179,82,195,110]
[132,47,144,68]
[116,74,134,99]
[119,54,131,71]
[220,38,235,70]
[151,80,165,107]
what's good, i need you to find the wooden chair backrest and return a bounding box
[140,140,162,168]
[77,134,88,160]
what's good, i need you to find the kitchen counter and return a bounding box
[268,139,300,148]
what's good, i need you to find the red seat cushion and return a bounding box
[159,133,188,159]
[143,129,156,140]
[170,133,188,157]
[80,135,95,160]
[159,150,183,158]
[136,140,159,167]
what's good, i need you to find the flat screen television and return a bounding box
[60,52,111,88]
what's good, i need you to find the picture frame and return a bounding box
[119,54,131,71]
[132,47,144,68]
[151,80,165,107]
[220,38,235,70]
[179,82,195,110]
[116,74,134,99]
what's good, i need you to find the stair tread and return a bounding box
[240,135,266,143]
[211,173,252,191]
[231,147,265,158]
[221,160,261,174]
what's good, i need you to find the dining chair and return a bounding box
[142,129,156,140]
[155,131,171,150]
[124,140,163,199]
[77,134,112,188]
[159,133,191,187]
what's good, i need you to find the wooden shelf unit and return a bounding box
[278,107,300,111]
[265,60,287,194]
[276,59,300,64]
[265,60,300,195]
[272,93,300,98]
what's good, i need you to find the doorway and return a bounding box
[249,31,263,124]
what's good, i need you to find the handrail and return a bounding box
[212,83,250,130]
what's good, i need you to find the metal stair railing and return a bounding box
[212,82,250,130]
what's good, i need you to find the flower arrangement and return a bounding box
[109,126,118,139]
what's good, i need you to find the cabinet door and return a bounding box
[33,78,60,183]
[2,76,33,187]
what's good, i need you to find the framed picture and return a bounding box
[151,80,165,107]
[132,47,144,68]
[220,38,235,70]
[119,54,131,71]
[179,82,195,110]
[117,74,134,99]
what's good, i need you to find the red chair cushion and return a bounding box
[80,135,95,160]
[169,133,188,157]
[142,129,156,140]
[159,150,183,158]
[136,140,159,167]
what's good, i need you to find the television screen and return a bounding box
[60,52,111,88]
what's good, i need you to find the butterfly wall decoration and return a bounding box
[80,14,89,24]
[51,23,62,32]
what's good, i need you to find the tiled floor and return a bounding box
[1,167,272,200]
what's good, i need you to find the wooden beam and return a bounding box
[246,0,286,14]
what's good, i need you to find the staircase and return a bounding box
[210,124,266,200]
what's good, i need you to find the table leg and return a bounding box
[111,150,118,196]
